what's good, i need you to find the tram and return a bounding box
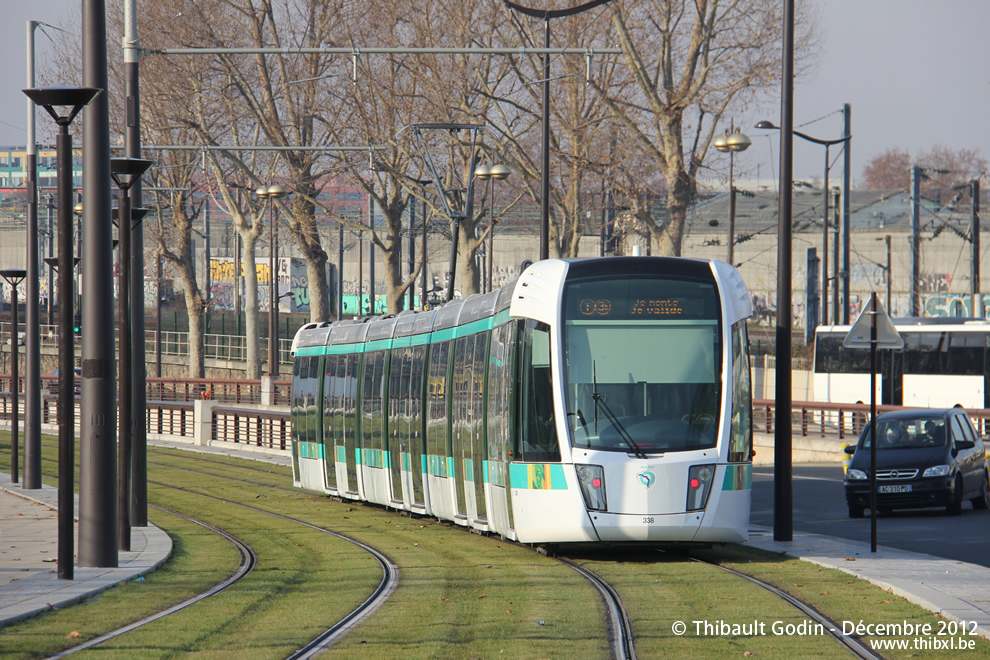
[289,257,754,544]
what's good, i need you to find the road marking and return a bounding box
[752,469,844,483]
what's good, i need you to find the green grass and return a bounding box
[2,431,990,659]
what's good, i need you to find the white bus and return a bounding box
[813,318,990,409]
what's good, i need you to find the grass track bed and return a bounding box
[4,432,990,658]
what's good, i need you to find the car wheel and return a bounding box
[848,506,864,519]
[947,475,964,516]
[971,470,990,511]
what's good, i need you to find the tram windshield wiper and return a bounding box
[591,361,648,459]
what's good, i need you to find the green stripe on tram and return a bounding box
[722,464,752,490]
[298,442,324,460]
[509,463,568,490]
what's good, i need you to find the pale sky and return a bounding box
[2,1,988,187]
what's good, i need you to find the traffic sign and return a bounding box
[842,295,903,349]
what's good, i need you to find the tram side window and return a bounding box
[728,322,753,463]
[517,320,560,462]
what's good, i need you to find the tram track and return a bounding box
[0,447,889,657]
[144,480,400,659]
[691,557,883,660]
[14,449,401,657]
[49,506,257,658]
[556,556,637,660]
[144,453,638,657]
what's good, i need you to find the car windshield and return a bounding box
[863,418,946,450]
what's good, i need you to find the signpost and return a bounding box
[843,292,903,552]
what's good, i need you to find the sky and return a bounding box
[1,0,988,187]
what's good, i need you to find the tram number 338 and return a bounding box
[643,517,655,524]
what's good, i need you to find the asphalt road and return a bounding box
[751,464,990,567]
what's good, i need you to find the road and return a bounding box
[751,464,990,567]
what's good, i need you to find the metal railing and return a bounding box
[147,377,291,406]
[754,399,990,440]
[150,330,291,365]
[212,405,290,451]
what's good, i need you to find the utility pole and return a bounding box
[910,166,921,316]
[972,180,981,317]
[841,104,852,324]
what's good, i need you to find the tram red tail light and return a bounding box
[576,464,607,511]
[686,464,715,511]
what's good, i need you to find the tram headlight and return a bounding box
[686,464,716,511]
[575,464,607,512]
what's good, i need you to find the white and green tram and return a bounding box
[290,257,754,544]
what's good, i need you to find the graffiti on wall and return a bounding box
[206,257,332,313]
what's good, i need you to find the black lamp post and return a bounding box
[110,156,152,553]
[0,269,26,484]
[713,129,752,266]
[23,84,100,581]
[755,120,851,325]
[257,184,288,377]
[504,0,616,261]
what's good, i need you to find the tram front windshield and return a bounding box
[563,274,722,454]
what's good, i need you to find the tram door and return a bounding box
[387,349,408,505]
[321,355,338,492]
[409,345,427,507]
[342,353,360,495]
[453,332,488,524]
[452,337,470,518]
[486,322,515,536]
[470,334,489,523]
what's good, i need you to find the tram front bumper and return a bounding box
[588,511,704,542]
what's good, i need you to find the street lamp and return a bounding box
[756,119,851,326]
[257,184,288,377]
[23,84,100,581]
[713,129,751,266]
[110,156,153,553]
[0,269,26,485]
[475,163,512,293]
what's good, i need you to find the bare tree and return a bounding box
[863,146,987,204]
[590,0,821,256]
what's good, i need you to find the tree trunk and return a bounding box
[240,232,262,380]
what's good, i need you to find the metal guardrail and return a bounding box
[753,399,990,440]
[212,405,290,451]
[146,401,195,439]
[147,377,291,406]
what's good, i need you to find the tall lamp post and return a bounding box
[257,184,288,377]
[756,120,851,325]
[504,0,616,261]
[110,156,153,552]
[0,269,26,484]
[713,129,751,266]
[23,84,100,580]
[475,163,512,293]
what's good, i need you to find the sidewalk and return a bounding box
[0,439,291,629]
[0,474,172,628]
[745,526,990,639]
[2,443,989,643]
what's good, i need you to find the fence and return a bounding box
[4,377,990,458]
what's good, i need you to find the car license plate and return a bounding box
[878,485,912,493]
